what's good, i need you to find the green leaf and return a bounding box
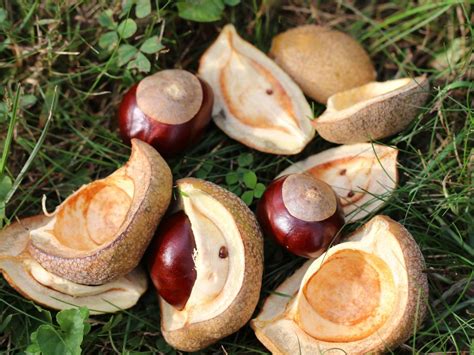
[177,188,189,197]
[98,31,119,50]
[121,0,135,17]
[98,10,116,30]
[135,0,151,18]
[243,171,257,189]
[140,36,164,54]
[20,94,37,108]
[28,308,90,355]
[0,37,10,53]
[177,0,225,22]
[0,313,12,333]
[0,8,7,24]
[241,190,254,205]
[229,185,242,196]
[0,175,12,201]
[224,0,240,5]
[127,52,151,72]
[117,19,137,39]
[101,314,123,333]
[254,182,265,198]
[238,152,253,167]
[117,44,138,66]
[225,171,239,185]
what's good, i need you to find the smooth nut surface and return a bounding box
[257,174,345,258]
[136,69,203,124]
[118,77,213,157]
[148,211,197,311]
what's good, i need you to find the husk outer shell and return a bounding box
[29,140,172,285]
[314,76,430,144]
[251,215,428,354]
[0,216,147,314]
[161,178,264,352]
[199,24,315,155]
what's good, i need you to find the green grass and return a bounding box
[0,0,472,353]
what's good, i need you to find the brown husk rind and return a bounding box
[0,215,147,314]
[162,178,264,351]
[314,77,430,144]
[251,215,428,354]
[29,140,172,285]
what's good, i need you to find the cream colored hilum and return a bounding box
[161,183,245,331]
[199,24,314,154]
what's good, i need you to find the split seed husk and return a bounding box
[313,76,430,144]
[251,215,428,354]
[199,24,315,155]
[0,216,147,314]
[29,139,172,285]
[160,178,263,352]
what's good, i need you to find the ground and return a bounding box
[0,0,472,354]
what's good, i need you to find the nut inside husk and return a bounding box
[251,215,428,354]
[0,216,147,314]
[29,139,172,285]
[199,24,315,155]
[159,178,263,352]
[270,25,376,104]
[279,143,398,221]
[313,76,430,144]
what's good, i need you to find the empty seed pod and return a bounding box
[279,144,398,221]
[251,215,428,354]
[270,25,376,104]
[148,178,264,351]
[28,139,172,285]
[0,216,147,314]
[199,24,315,155]
[313,76,430,144]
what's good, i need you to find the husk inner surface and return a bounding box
[31,169,134,254]
[329,78,413,111]
[161,183,245,331]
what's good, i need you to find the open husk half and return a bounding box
[29,139,172,285]
[160,178,263,351]
[0,216,147,314]
[199,24,315,155]
[279,144,398,221]
[313,76,430,144]
[251,215,428,354]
